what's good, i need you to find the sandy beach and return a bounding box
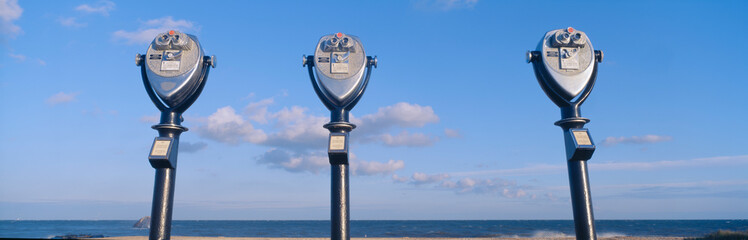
[96,237,687,240]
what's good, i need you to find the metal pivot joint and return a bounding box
[528,27,602,240]
[137,30,215,240]
[305,33,376,240]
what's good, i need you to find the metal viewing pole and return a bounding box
[136,30,215,240]
[304,32,377,240]
[527,27,603,240]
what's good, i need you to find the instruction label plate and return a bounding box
[329,135,346,150]
[160,61,180,71]
[151,140,171,156]
[331,63,349,74]
[572,131,592,145]
[559,47,580,70]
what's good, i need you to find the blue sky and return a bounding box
[1,0,747,220]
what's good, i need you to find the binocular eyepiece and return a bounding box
[552,28,588,48]
[324,33,356,52]
[153,30,191,51]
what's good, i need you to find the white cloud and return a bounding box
[600,180,748,191]
[444,128,462,138]
[8,53,44,66]
[592,180,748,200]
[411,172,450,185]
[197,106,267,144]
[395,172,529,198]
[112,16,196,45]
[75,0,115,16]
[256,149,404,176]
[378,131,438,147]
[450,164,566,177]
[441,177,527,198]
[450,155,748,177]
[589,155,748,171]
[352,102,441,147]
[244,97,274,124]
[351,159,405,176]
[601,134,672,146]
[256,148,328,174]
[354,102,439,134]
[413,0,478,11]
[198,99,442,149]
[0,0,22,39]
[263,106,330,150]
[8,52,24,61]
[504,188,527,198]
[392,174,409,183]
[58,17,86,28]
[196,100,329,150]
[194,98,450,177]
[46,92,79,106]
[440,177,519,195]
[388,156,748,200]
[180,141,208,153]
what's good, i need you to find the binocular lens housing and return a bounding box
[554,32,571,46]
[154,34,172,50]
[341,37,353,48]
[143,30,206,108]
[534,27,597,101]
[571,32,587,45]
[313,33,367,106]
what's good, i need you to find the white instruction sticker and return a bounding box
[559,47,579,70]
[161,61,180,71]
[572,131,592,145]
[331,63,349,74]
[329,135,346,150]
[151,140,171,156]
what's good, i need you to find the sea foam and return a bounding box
[531,230,570,238]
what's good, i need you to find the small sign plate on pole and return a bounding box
[149,137,175,168]
[328,132,349,164]
[572,130,592,146]
[329,135,346,151]
[151,139,172,156]
[565,128,595,161]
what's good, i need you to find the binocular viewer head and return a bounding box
[141,30,214,110]
[312,32,368,107]
[528,27,603,108]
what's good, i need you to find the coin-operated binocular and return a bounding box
[136,30,215,240]
[527,27,603,240]
[303,32,377,240]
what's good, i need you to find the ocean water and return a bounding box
[0,220,746,238]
